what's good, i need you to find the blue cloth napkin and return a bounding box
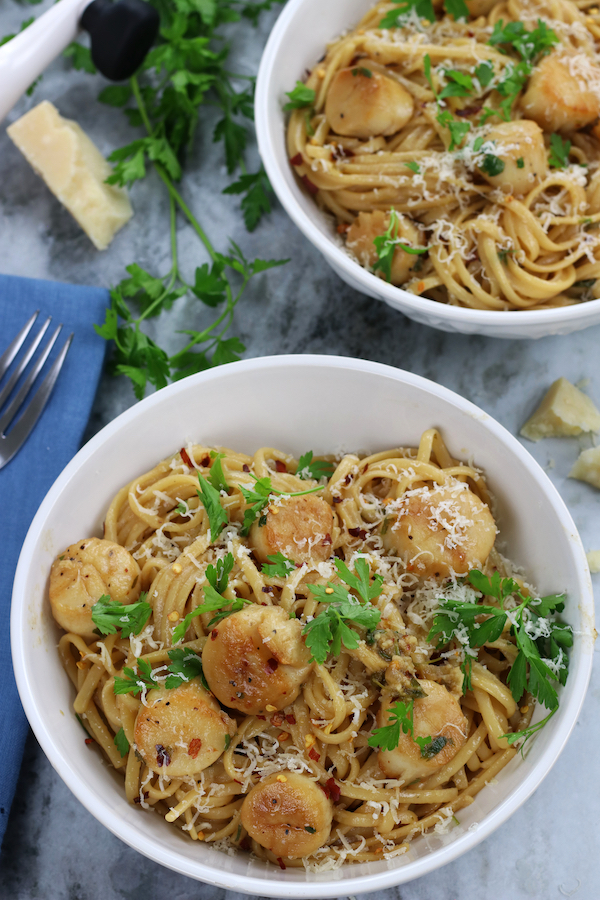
[0,274,108,848]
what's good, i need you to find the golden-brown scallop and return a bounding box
[325,67,414,138]
[202,605,313,714]
[478,120,548,195]
[49,537,141,636]
[521,54,600,133]
[134,677,236,776]
[382,481,496,579]
[377,680,468,783]
[346,210,425,285]
[249,494,333,565]
[240,772,333,858]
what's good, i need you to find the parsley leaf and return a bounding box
[475,61,494,87]
[283,82,316,110]
[424,55,471,149]
[352,67,372,78]
[501,708,556,747]
[444,0,469,19]
[222,167,273,232]
[262,552,297,578]
[208,452,229,493]
[480,154,505,177]
[439,70,473,100]
[302,559,383,663]
[197,473,229,540]
[113,658,158,696]
[549,133,571,169]
[405,161,421,173]
[367,700,415,749]
[114,727,130,757]
[415,734,450,758]
[164,648,205,688]
[91,593,152,638]
[239,476,325,536]
[380,0,435,27]
[297,451,336,481]
[206,552,235,594]
[373,209,400,282]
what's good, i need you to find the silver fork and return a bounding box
[0,311,73,470]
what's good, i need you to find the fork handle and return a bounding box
[0,0,90,123]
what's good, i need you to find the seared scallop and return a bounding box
[521,53,600,133]
[478,120,548,195]
[49,537,141,636]
[382,481,496,579]
[134,676,236,776]
[249,494,334,565]
[377,680,468,783]
[346,210,425,285]
[241,772,333,858]
[325,67,414,138]
[202,605,313,714]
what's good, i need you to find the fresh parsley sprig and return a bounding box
[297,451,336,481]
[114,658,158,695]
[549,134,571,169]
[171,551,250,640]
[424,55,471,150]
[428,571,571,722]
[114,727,130,757]
[91,593,152,638]
[113,648,208,694]
[56,0,290,399]
[197,472,229,540]
[262,552,296,578]
[283,82,316,110]
[302,558,383,663]
[373,209,428,282]
[239,476,325,536]
[368,699,415,749]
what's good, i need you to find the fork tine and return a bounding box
[0,310,40,382]
[0,315,51,410]
[0,323,62,435]
[0,332,73,470]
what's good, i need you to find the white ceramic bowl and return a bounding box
[255,0,600,339]
[12,356,594,896]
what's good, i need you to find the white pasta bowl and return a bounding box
[11,355,594,895]
[255,0,600,340]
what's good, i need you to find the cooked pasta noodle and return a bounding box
[50,432,552,870]
[286,0,600,310]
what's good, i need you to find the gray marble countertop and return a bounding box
[1,2,598,898]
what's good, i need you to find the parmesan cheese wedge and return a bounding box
[520,378,600,441]
[586,550,600,574]
[569,446,600,489]
[7,100,133,250]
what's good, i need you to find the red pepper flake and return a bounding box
[301,175,319,195]
[257,715,266,720]
[344,474,353,485]
[265,658,279,674]
[188,738,202,759]
[362,463,369,473]
[201,455,210,467]
[322,533,332,545]
[243,464,250,472]
[271,713,284,727]
[180,447,192,467]
[155,744,171,767]
[211,629,219,641]
[276,857,287,870]
[84,738,95,746]
[240,837,251,852]
[348,527,367,540]
[285,713,296,725]
[262,585,274,594]
[333,496,342,504]
[275,459,287,473]
[456,104,482,118]
[309,747,320,762]
[289,153,303,166]
[336,223,350,234]
[325,777,341,802]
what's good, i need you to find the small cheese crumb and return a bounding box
[7,101,133,250]
[521,378,600,441]
[569,446,600,488]
[587,551,600,573]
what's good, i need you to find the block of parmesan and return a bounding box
[569,446,600,489]
[7,100,133,251]
[587,550,600,573]
[520,377,600,441]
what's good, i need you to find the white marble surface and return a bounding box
[1,2,599,898]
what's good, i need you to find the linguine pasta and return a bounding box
[50,432,566,870]
[286,0,600,310]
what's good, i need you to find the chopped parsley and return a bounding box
[197,472,228,540]
[424,55,471,150]
[405,161,421,173]
[239,476,325,536]
[475,61,494,87]
[351,67,372,78]
[548,133,571,169]
[480,153,505,177]
[91,593,151,638]
[302,558,383,663]
[373,209,427,282]
[368,699,415,750]
[516,157,525,169]
[439,69,473,100]
[283,82,316,110]
[428,570,571,733]
[208,451,229,493]
[114,727,130,757]
[296,451,336,481]
[171,552,250,641]
[113,649,208,695]
[379,0,435,28]
[262,552,296,578]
